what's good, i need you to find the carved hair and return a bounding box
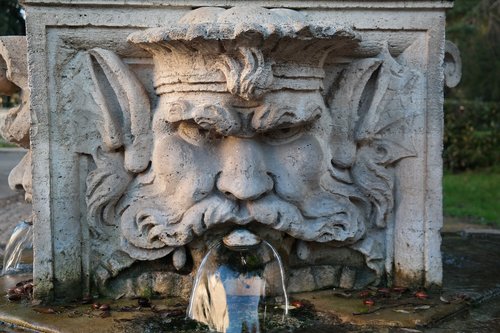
[218,47,273,100]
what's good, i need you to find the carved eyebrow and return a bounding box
[160,99,241,135]
[251,102,322,131]
[191,104,241,136]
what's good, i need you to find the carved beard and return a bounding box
[119,178,366,259]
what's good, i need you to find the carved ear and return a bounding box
[88,48,152,173]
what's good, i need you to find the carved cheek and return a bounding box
[268,135,324,199]
[152,134,216,199]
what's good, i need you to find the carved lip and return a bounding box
[222,229,261,251]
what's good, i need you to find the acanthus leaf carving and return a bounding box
[86,148,132,234]
[328,44,422,230]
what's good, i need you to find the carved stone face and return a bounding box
[153,89,327,205]
[119,89,366,253]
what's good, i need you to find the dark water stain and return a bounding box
[441,233,500,292]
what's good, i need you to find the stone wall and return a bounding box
[4,0,462,302]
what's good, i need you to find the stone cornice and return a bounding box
[22,0,454,9]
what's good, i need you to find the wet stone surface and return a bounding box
[0,233,499,332]
[441,233,500,294]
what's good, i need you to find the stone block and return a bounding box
[1,0,460,301]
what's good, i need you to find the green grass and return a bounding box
[443,168,500,225]
[0,137,16,148]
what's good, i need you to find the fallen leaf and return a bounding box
[291,300,304,308]
[99,304,111,311]
[119,306,138,312]
[332,291,352,298]
[114,293,125,300]
[414,291,428,299]
[363,299,375,306]
[33,308,56,314]
[392,287,408,293]
[377,288,391,295]
[440,296,450,304]
[414,305,431,310]
[393,309,411,314]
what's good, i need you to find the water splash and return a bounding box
[188,230,289,333]
[1,220,33,276]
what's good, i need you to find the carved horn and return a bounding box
[88,48,152,173]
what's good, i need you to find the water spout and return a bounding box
[1,220,33,276]
[188,229,289,333]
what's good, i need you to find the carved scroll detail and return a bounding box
[444,40,462,88]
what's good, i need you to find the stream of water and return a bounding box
[1,220,33,275]
[188,231,289,333]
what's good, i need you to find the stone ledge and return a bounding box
[0,286,473,333]
[22,0,454,9]
[292,289,467,328]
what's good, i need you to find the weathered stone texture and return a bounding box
[8,0,461,301]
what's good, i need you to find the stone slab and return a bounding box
[0,275,186,333]
[22,0,455,9]
[1,232,499,332]
[294,289,467,328]
[0,280,482,333]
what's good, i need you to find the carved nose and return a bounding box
[7,152,32,202]
[217,137,273,201]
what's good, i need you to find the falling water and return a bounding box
[1,220,33,275]
[188,229,289,333]
[262,240,288,316]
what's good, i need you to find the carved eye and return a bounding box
[375,144,387,157]
[178,121,211,146]
[261,126,303,145]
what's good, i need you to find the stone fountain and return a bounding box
[0,0,463,331]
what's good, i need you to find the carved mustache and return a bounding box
[121,191,364,250]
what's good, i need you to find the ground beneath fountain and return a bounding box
[0,230,499,333]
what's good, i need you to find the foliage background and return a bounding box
[446,0,499,102]
[444,0,499,172]
[0,0,24,36]
[443,0,499,224]
[0,0,24,113]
